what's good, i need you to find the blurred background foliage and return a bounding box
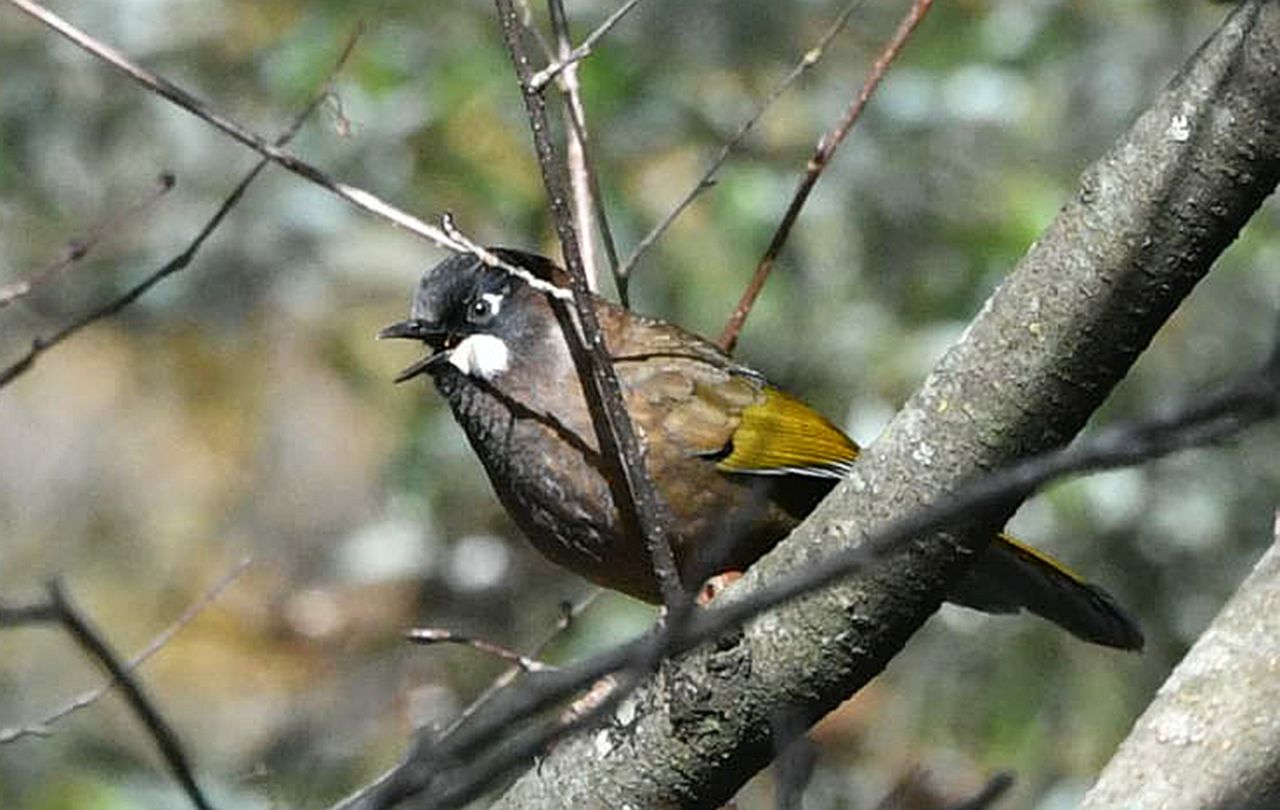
[0,0,1277,807]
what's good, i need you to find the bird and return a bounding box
[379,248,1143,650]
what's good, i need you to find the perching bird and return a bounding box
[380,249,1142,650]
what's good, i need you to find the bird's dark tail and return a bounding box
[947,533,1144,651]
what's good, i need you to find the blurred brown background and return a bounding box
[1,1,1277,807]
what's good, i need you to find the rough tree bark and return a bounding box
[1080,512,1280,810]
[487,2,1280,807]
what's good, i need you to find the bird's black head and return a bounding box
[378,248,561,383]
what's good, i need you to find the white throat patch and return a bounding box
[449,334,511,380]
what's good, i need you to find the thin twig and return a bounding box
[718,0,936,354]
[330,591,602,810]
[5,0,468,256]
[529,0,646,91]
[0,558,252,745]
[0,24,364,391]
[406,628,558,673]
[440,589,599,738]
[620,0,868,279]
[47,579,214,810]
[0,172,175,309]
[548,0,623,297]
[493,0,687,612]
[0,599,59,625]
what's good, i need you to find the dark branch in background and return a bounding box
[493,0,686,612]
[547,0,625,301]
[0,580,216,810]
[718,0,937,354]
[0,171,174,308]
[0,24,364,391]
[50,580,213,810]
[0,599,58,625]
[619,0,868,279]
[0,557,251,745]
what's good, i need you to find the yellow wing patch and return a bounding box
[717,387,860,477]
[995,532,1085,583]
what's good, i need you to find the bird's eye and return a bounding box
[467,293,501,325]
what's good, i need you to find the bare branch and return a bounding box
[0,558,251,746]
[405,628,558,673]
[0,23,363,391]
[528,0,646,91]
[0,599,58,626]
[439,590,600,739]
[548,0,624,298]
[620,0,868,279]
[0,171,175,309]
[718,0,936,354]
[5,0,469,255]
[45,579,214,810]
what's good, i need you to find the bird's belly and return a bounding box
[439,375,813,602]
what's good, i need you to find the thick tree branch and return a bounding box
[490,2,1280,806]
[1080,512,1280,810]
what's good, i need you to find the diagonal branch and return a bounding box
[529,0,646,91]
[1079,512,1280,809]
[0,172,175,309]
[5,0,467,256]
[0,24,363,391]
[719,0,936,354]
[46,579,214,810]
[619,0,868,279]
[0,558,251,745]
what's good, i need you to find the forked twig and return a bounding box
[529,0,646,91]
[620,0,868,279]
[718,0,936,354]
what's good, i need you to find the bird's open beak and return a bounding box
[378,318,450,383]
